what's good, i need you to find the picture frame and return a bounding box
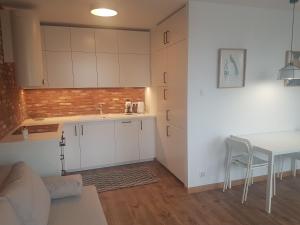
[218,48,247,88]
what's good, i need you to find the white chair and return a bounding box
[223,136,276,204]
[278,152,300,178]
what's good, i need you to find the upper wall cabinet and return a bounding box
[118,30,150,54]
[95,29,118,53]
[71,28,95,52]
[151,7,187,52]
[11,10,44,88]
[41,25,150,88]
[72,52,98,88]
[46,51,73,88]
[119,54,150,87]
[43,26,71,51]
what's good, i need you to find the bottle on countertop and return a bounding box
[124,99,132,114]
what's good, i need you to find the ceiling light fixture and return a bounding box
[90,2,118,17]
[278,0,300,80]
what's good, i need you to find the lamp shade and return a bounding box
[278,63,300,80]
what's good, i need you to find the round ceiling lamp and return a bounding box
[90,2,118,17]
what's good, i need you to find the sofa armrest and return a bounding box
[42,174,83,200]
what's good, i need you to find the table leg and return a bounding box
[266,153,274,213]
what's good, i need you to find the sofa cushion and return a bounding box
[0,197,22,225]
[48,185,108,225]
[0,161,50,225]
[43,174,83,199]
[0,165,12,191]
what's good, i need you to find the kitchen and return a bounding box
[0,0,188,186]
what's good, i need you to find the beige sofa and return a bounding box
[0,162,108,225]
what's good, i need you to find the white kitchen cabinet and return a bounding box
[95,29,118,53]
[46,51,73,88]
[63,123,81,171]
[71,28,95,52]
[115,120,140,163]
[151,48,167,87]
[42,52,48,87]
[72,52,97,88]
[118,30,149,54]
[97,53,119,87]
[151,7,187,51]
[119,54,150,87]
[11,10,44,88]
[166,125,186,184]
[80,121,115,169]
[139,118,155,160]
[166,40,187,130]
[43,26,71,51]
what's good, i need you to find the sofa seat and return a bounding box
[48,185,108,225]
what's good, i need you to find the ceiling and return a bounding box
[194,0,300,11]
[0,0,187,30]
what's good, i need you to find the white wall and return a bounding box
[188,1,300,187]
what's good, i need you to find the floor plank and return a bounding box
[98,161,300,225]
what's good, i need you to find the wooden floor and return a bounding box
[99,161,300,225]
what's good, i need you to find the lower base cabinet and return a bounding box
[63,117,155,171]
[115,120,140,163]
[80,121,115,169]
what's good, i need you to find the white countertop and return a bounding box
[0,113,155,143]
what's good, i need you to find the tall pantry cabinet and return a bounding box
[150,6,188,186]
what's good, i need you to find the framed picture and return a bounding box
[218,48,247,88]
[286,51,300,68]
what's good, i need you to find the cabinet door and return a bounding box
[95,29,118,53]
[118,30,149,54]
[71,28,95,52]
[97,53,119,87]
[166,40,187,129]
[119,54,150,87]
[161,7,187,47]
[139,118,155,160]
[166,125,186,184]
[63,123,81,171]
[72,52,97,88]
[43,26,71,51]
[80,121,115,169]
[155,113,168,167]
[46,51,74,88]
[151,48,167,87]
[115,120,140,163]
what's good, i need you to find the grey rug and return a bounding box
[81,166,159,192]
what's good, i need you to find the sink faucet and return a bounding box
[96,103,104,115]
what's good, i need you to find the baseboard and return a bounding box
[187,170,299,194]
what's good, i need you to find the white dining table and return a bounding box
[238,131,300,213]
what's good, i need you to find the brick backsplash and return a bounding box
[24,88,145,118]
[0,23,25,139]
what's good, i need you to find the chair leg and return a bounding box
[242,166,251,204]
[244,168,252,203]
[251,170,254,185]
[280,157,284,180]
[292,158,297,177]
[273,164,276,196]
[223,150,231,192]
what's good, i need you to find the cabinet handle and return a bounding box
[166,110,170,121]
[74,125,77,136]
[163,31,166,45]
[140,120,143,130]
[165,30,170,44]
[163,88,167,100]
[166,125,170,137]
[122,121,132,124]
[42,79,45,86]
[81,125,83,136]
[163,72,167,84]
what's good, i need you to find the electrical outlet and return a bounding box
[199,171,206,178]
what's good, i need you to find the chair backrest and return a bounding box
[225,135,253,156]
